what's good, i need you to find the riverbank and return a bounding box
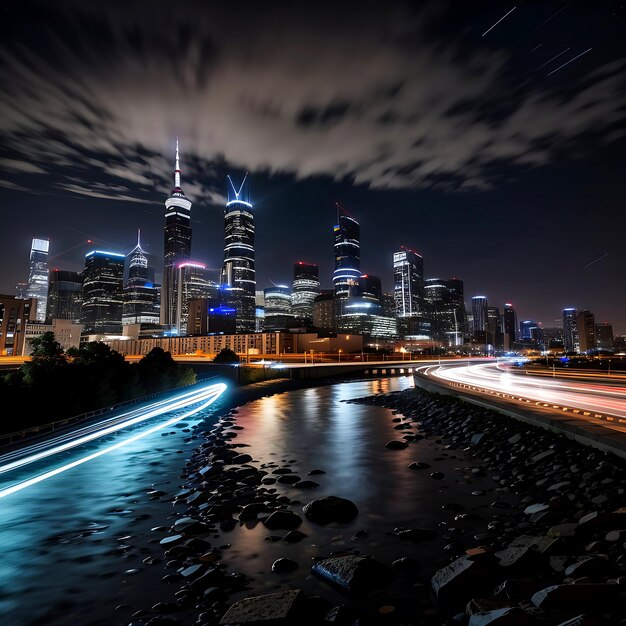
[122,380,626,626]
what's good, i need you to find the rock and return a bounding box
[385,441,408,450]
[263,511,303,531]
[576,508,626,534]
[276,474,301,484]
[219,589,306,625]
[283,530,308,544]
[231,453,253,464]
[431,554,500,611]
[324,605,356,624]
[391,557,421,577]
[272,558,299,573]
[393,527,437,542]
[494,545,541,572]
[238,503,269,521]
[530,450,555,464]
[430,472,445,480]
[531,583,620,612]
[523,503,549,515]
[564,556,612,579]
[311,555,393,594]
[293,480,319,489]
[408,461,431,470]
[303,497,359,525]
[468,607,525,625]
[220,518,237,531]
[307,469,325,475]
[180,563,205,579]
[470,433,485,446]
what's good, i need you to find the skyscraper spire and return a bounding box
[136,228,142,250]
[174,137,181,189]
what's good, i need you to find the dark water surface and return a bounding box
[0,377,513,624]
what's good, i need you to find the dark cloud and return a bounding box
[0,0,624,200]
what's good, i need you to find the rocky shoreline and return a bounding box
[126,383,626,626]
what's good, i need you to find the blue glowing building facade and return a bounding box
[221,174,256,333]
[123,230,159,329]
[333,206,360,299]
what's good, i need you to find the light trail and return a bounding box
[0,382,226,499]
[0,384,223,474]
[482,6,517,37]
[547,47,592,76]
[416,361,626,427]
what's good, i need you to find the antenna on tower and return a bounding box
[174,137,181,188]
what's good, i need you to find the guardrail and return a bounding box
[0,374,217,449]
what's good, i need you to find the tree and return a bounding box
[28,331,64,360]
[213,348,240,363]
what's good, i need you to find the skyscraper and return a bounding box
[487,306,500,349]
[424,278,464,345]
[26,238,50,322]
[359,274,382,304]
[577,310,595,353]
[471,296,488,341]
[263,286,295,331]
[176,262,218,334]
[221,174,256,333]
[563,308,578,353]
[595,322,613,351]
[123,230,159,329]
[333,206,360,298]
[161,140,192,330]
[393,247,423,317]
[47,269,83,323]
[292,262,320,325]
[503,303,517,350]
[81,250,125,334]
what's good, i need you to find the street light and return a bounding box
[338,348,343,362]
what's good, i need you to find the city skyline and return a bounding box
[1,1,625,331]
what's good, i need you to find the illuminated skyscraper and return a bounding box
[221,174,256,333]
[595,322,613,351]
[123,230,159,328]
[503,303,517,350]
[161,140,192,330]
[563,307,578,353]
[393,247,423,317]
[26,237,50,322]
[264,285,295,331]
[471,296,488,341]
[333,206,360,298]
[176,262,218,334]
[292,262,320,325]
[81,250,125,334]
[577,309,595,353]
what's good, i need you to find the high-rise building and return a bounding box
[176,262,218,335]
[542,326,564,351]
[47,269,83,323]
[263,286,295,331]
[333,206,360,298]
[25,238,50,322]
[595,322,614,352]
[161,140,192,330]
[563,308,578,353]
[187,298,237,336]
[503,303,517,351]
[577,310,595,353]
[312,290,336,331]
[487,306,500,349]
[123,230,159,329]
[292,262,320,325]
[471,296,488,341]
[519,320,539,340]
[221,174,256,333]
[359,274,381,304]
[0,295,37,355]
[81,250,125,334]
[393,247,423,319]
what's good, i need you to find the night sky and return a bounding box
[1,1,625,330]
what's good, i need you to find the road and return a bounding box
[415,359,626,433]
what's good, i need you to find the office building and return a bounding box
[577,310,595,353]
[333,206,361,298]
[471,296,488,342]
[81,250,125,334]
[595,322,614,352]
[502,303,517,350]
[393,247,423,318]
[176,262,218,334]
[312,290,336,331]
[161,140,192,330]
[23,319,83,356]
[47,270,83,323]
[563,308,578,353]
[487,306,500,350]
[221,174,256,332]
[25,238,50,322]
[187,298,237,336]
[123,230,159,329]
[0,295,37,355]
[359,274,381,303]
[263,286,295,331]
[291,262,320,325]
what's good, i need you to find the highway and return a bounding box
[0,381,226,499]
[415,360,626,432]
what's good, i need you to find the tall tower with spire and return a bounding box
[161,139,192,330]
[123,229,159,328]
[220,173,256,333]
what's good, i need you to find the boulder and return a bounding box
[263,511,303,531]
[392,527,437,542]
[303,497,358,525]
[311,555,393,594]
[385,440,408,450]
[531,583,620,613]
[219,589,306,625]
[272,558,299,573]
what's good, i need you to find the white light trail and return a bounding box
[537,47,571,70]
[0,383,226,499]
[0,385,223,475]
[547,47,592,76]
[482,7,517,37]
